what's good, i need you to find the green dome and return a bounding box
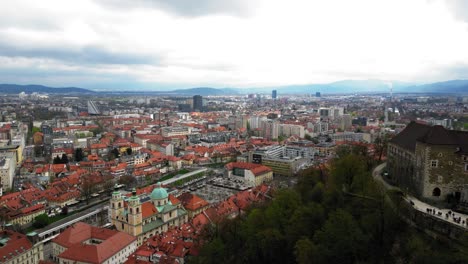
[151,182,168,200]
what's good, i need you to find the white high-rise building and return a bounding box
[249,115,267,130]
[0,155,15,191]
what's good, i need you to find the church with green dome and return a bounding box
[110,182,188,246]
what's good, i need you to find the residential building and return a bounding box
[0,230,43,264]
[52,222,137,264]
[260,119,279,140]
[279,123,305,138]
[161,126,191,137]
[225,162,273,186]
[260,156,308,177]
[177,193,210,218]
[0,156,15,191]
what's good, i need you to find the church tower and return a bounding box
[127,188,142,236]
[110,185,124,223]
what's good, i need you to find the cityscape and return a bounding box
[1,1,468,264]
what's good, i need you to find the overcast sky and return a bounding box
[1,0,468,90]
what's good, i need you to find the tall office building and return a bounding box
[316,92,321,97]
[272,90,277,99]
[193,95,203,112]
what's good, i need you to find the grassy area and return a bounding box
[203,162,229,168]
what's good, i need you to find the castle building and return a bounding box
[110,183,188,246]
[387,121,468,204]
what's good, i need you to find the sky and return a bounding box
[1,0,468,90]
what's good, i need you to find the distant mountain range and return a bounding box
[0,84,95,94]
[1,79,467,95]
[403,80,468,93]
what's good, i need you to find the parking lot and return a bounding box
[192,184,239,204]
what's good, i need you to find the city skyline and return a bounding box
[1,0,468,90]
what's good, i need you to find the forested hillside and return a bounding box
[190,149,468,264]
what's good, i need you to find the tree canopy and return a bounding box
[190,152,468,264]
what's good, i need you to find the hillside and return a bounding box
[0,84,95,94]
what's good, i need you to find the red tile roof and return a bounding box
[142,202,158,219]
[0,230,33,262]
[177,193,209,211]
[54,222,136,264]
[225,162,272,176]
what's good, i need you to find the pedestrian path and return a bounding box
[405,195,468,229]
[373,163,468,230]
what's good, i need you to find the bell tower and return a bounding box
[110,185,124,222]
[128,188,142,236]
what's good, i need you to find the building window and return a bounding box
[431,160,438,168]
[432,187,441,197]
[465,164,468,171]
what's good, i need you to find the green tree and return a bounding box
[294,238,317,264]
[60,154,69,164]
[31,126,41,134]
[53,155,61,164]
[75,148,84,162]
[33,214,50,229]
[196,237,226,264]
[331,154,367,188]
[313,209,368,264]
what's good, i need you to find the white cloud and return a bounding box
[0,0,468,89]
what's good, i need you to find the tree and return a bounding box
[310,182,325,203]
[53,155,61,164]
[294,238,317,264]
[33,214,50,229]
[60,154,69,164]
[81,176,96,205]
[109,148,120,160]
[374,135,389,162]
[61,205,69,216]
[331,154,367,188]
[75,148,84,162]
[32,126,41,134]
[119,175,136,188]
[313,209,367,264]
[102,176,115,195]
[126,147,132,155]
[90,127,103,136]
[196,237,226,264]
